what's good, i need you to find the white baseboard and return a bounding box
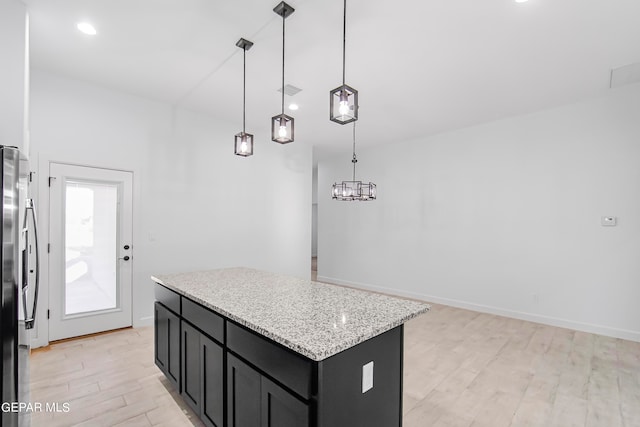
[317,275,640,343]
[134,316,154,328]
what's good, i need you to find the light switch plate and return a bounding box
[362,361,374,393]
[601,216,617,226]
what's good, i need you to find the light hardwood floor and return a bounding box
[30,304,640,426]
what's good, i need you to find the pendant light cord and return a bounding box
[243,47,246,133]
[281,10,286,115]
[342,0,347,86]
[351,121,357,181]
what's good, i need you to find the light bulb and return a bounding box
[240,140,248,153]
[278,125,288,138]
[339,100,350,116]
[77,22,97,35]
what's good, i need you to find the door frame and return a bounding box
[31,155,135,348]
[48,162,133,341]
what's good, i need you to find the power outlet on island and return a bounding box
[362,361,374,393]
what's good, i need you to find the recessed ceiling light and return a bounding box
[288,103,299,111]
[514,0,529,3]
[76,22,97,35]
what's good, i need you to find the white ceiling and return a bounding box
[24,0,640,160]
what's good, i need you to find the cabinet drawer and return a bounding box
[155,283,181,315]
[182,297,224,343]
[227,322,312,399]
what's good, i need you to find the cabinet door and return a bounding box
[201,334,224,427]
[261,378,309,427]
[154,303,168,370]
[181,321,201,413]
[227,354,261,427]
[154,302,179,389]
[167,308,180,388]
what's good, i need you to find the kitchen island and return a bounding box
[152,267,429,427]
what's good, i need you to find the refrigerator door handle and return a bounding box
[21,227,29,327]
[22,198,40,330]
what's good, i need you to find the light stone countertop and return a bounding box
[152,267,430,361]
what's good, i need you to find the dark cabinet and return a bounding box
[261,377,309,427]
[154,302,180,390]
[181,321,201,412]
[227,354,261,427]
[227,323,312,399]
[154,282,404,427]
[227,354,309,427]
[181,320,224,427]
[201,334,224,427]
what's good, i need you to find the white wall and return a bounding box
[30,69,311,344]
[318,83,640,342]
[0,0,28,152]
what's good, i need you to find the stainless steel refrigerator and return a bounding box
[0,146,39,427]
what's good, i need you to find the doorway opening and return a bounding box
[48,163,133,341]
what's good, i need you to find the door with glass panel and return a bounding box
[48,163,133,341]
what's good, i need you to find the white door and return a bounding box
[48,163,133,341]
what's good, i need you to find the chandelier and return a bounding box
[332,122,376,201]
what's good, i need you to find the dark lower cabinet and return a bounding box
[201,335,224,427]
[181,321,201,412]
[261,377,309,427]
[154,302,180,390]
[182,320,224,427]
[155,283,404,427]
[227,354,261,427]
[227,354,309,427]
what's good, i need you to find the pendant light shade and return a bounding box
[271,113,294,143]
[330,84,358,124]
[272,2,295,144]
[330,0,358,125]
[234,132,254,157]
[332,122,376,201]
[234,38,254,157]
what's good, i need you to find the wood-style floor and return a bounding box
[30,303,640,426]
[403,306,640,426]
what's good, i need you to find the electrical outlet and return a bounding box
[362,361,374,393]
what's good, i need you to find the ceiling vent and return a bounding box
[278,84,302,96]
[610,62,640,88]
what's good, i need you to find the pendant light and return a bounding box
[332,122,376,201]
[330,0,358,124]
[271,2,295,144]
[234,38,254,157]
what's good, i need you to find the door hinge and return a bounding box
[47,309,50,319]
[47,243,50,253]
[48,176,56,187]
[29,171,35,183]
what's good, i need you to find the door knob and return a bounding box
[119,256,130,261]
[124,245,130,250]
